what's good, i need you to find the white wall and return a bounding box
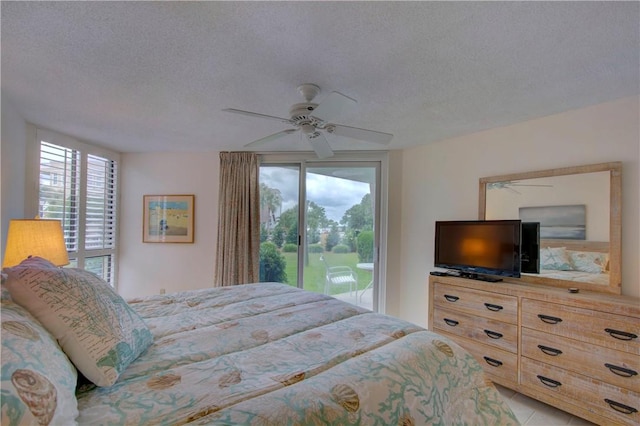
[390,96,639,327]
[1,95,27,259]
[118,152,220,298]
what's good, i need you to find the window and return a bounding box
[32,129,119,286]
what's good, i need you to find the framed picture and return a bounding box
[519,204,586,240]
[143,195,194,243]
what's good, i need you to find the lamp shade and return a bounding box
[2,219,70,268]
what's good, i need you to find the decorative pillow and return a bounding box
[568,250,608,274]
[1,295,79,425]
[2,257,56,296]
[4,263,153,387]
[1,280,11,301]
[540,247,573,271]
[12,255,60,270]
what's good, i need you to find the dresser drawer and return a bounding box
[433,283,517,324]
[522,298,640,355]
[433,306,517,353]
[449,335,518,384]
[522,327,640,392]
[522,358,640,426]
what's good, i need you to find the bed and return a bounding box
[2,257,519,425]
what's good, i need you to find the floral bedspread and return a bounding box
[76,282,518,425]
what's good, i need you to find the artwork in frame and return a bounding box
[143,195,194,243]
[519,204,586,240]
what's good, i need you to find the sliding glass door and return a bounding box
[303,165,377,310]
[259,159,381,311]
[259,165,300,288]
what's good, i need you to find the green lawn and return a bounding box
[281,252,372,295]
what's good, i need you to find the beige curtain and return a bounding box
[214,152,260,286]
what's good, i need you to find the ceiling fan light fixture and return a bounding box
[301,123,315,134]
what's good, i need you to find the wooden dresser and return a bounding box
[428,275,640,426]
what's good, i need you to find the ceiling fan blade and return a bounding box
[329,124,393,145]
[244,129,298,147]
[304,132,334,159]
[223,108,293,125]
[310,91,357,122]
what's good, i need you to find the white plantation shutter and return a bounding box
[85,154,117,250]
[36,133,119,287]
[39,142,81,251]
[84,154,117,283]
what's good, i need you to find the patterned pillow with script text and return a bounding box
[5,262,153,387]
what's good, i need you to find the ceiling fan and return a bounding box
[487,181,553,194]
[223,84,393,159]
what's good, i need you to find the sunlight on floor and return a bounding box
[495,384,595,425]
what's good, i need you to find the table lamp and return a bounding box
[2,219,70,268]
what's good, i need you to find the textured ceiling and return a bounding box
[1,1,638,154]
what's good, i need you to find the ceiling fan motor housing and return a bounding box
[289,103,321,127]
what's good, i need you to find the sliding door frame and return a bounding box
[259,151,388,313]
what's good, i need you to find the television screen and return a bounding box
[434,220,522,281]
[521,222,540,274]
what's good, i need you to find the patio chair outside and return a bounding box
[320,255,358,297]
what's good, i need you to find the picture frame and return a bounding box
[143,195,194,243]
[519,204,586,240]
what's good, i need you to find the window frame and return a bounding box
[25,127,121,288]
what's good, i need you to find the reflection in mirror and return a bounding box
[479,162,621,294]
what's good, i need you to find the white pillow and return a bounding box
[567,250,607,274]
[5,261,153,387]
[540,247,573,271]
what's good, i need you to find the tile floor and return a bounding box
[332,287,373,310]
[495,384,596,425]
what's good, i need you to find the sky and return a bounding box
[260,166,372,223]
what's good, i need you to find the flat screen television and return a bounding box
[434,220,522,282]
[521,222,540,274]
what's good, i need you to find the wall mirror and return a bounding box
[479,162,621,294]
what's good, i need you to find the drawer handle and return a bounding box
[604,363,638,378]
[605,328,638,341]
[537,314,563,324]
[443,294,459,302]
[443,318,459,327]
[537,375,562,388]
[484,303,503,312]
[604,399,638,415]
[537,345,563,356]
[483,356,503,367]
[484,329,503,339]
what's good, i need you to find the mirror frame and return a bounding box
[479,162,622,294]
